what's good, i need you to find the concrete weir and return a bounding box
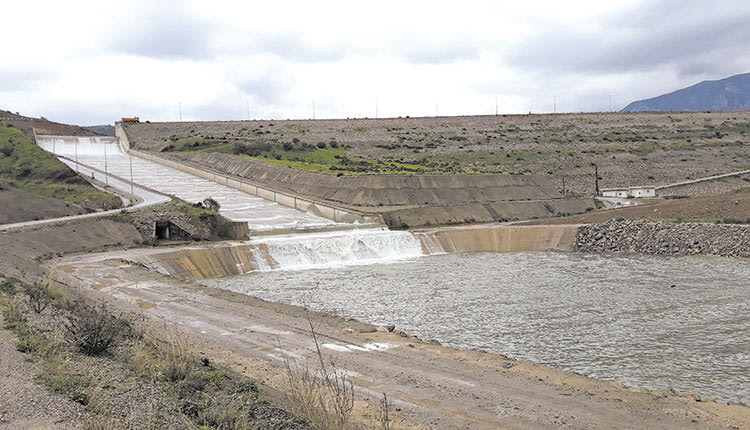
[135,224,580,280]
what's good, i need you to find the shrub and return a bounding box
[201,197,220,212]
[2,300,26,330]
[0,278,18,296]
[22,282,53,314]
[284,318,354,430]
[161,333,192,382]
[316,142,327,149]
[63,301,125,356]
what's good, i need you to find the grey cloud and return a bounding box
[237,74,292,105]
[399,43,480,65]
[106,2,217,59]
[504,1,750,79]
[225,32,351,63]
[0,67,57,92]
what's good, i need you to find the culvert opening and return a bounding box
[154,221,170,240]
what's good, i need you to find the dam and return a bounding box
[36,135,750,409]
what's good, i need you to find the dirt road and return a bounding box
[49,249,750,429]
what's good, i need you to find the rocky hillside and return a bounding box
[621,72,750,112]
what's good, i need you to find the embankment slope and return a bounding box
[149,151,595,228]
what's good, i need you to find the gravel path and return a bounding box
[0,327,84,429]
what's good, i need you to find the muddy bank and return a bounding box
[576,219,750,258]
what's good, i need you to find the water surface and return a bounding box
[204,252,750,404]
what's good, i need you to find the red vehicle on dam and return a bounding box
[121,117,139,123]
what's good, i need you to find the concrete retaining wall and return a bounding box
[415,224,580,254]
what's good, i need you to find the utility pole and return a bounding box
[246,101,250,120]
[594,164,600,196]
[375,99,378,119]
[495,96,498,115]
[74,139,78,172]
[608,95,612,113]
[179,102,182,121]
[553,95,556,114]
[103,143,108,185]
[129,154,134,203]
[312,100,316,120]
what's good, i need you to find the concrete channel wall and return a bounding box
[413,224,580,254]
[135,224,580,280]
[116,123,383,225]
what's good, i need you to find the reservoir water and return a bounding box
[204,251,750,405]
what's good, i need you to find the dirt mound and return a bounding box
[0,218,143,282]
[0,185,86,224]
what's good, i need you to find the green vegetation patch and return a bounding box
[0,125,121,210]
[169,135,452,175]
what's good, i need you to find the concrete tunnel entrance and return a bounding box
[153,220,191,241]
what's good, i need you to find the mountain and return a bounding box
[83,124,115,136]
[621,72,750,112]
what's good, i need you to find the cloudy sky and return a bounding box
[2,0,749,125]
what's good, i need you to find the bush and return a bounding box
[63,301,125,356]
[201,197,220,212]
[0,278,18,296]
[2,300,26,330]
[316,142,327,149]
[231,142,272,156]
[22,282,53,314]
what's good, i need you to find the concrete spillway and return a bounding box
[36,136,337,232]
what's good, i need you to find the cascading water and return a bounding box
[247,228,426,271]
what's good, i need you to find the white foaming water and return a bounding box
[249,228,425,271]
[37,137,337,231]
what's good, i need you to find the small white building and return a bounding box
[601,188,630,198]
[600,186,656,198]
[628,186,656,198]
